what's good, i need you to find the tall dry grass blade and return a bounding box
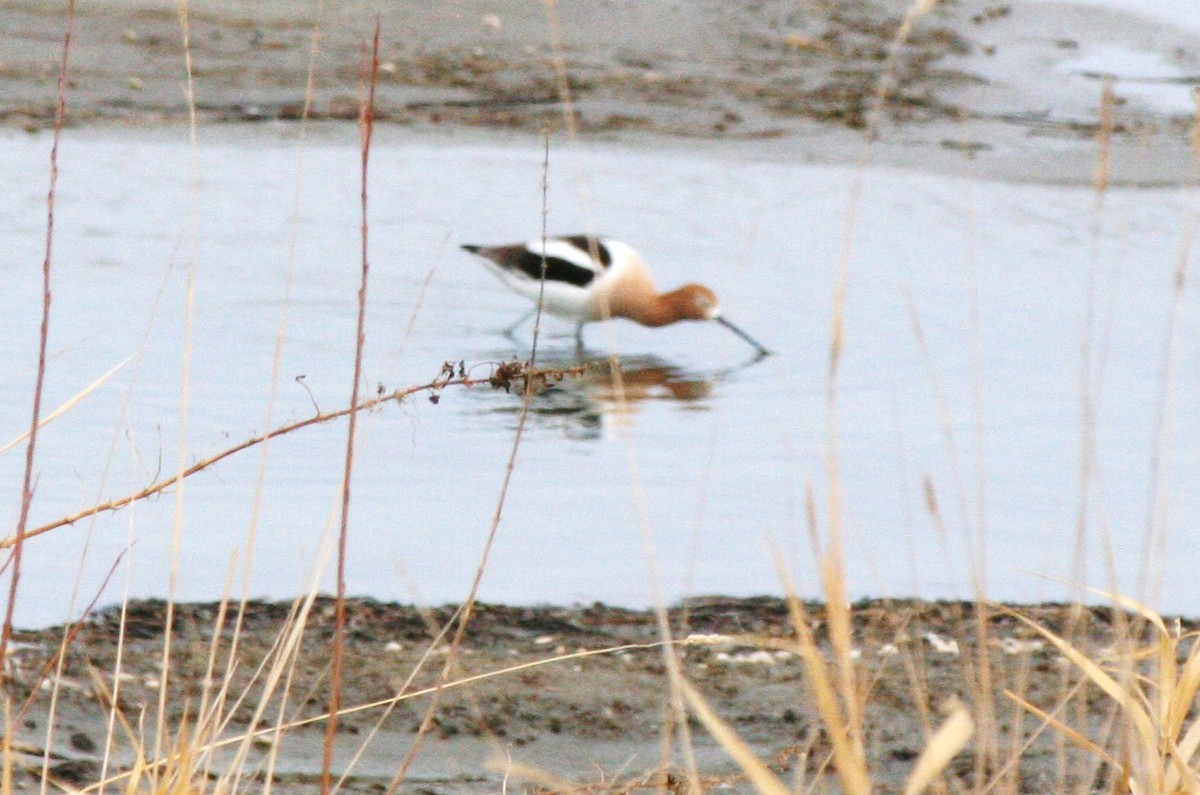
[777,544,856,790]
[194,560,237,781]
[3,698,11,795]
[80,639,678,792]
[1139,118,1198,613]
[86,665,143,757]
[901,700,974,795]
[334,604,463,791]
[388,357,589,792]
[1093,79,1115,193]
[1163,732,1200,794]
[98,571,134,791]
[0,356,131,456]
[785,597,871,795]
[1002,689,1117,767]
[537,3,702,787]
[1168,640,1200,761]
[981,675,1087,795]
[1157,632,1177,740]
[220,561,333,791]
[156,0,202,777]
[677,678,790,795]
[1077,587,1168,636]
[222,0,326,762]
[27,551,126,795]
[1079,590,1194,786]
[122,749,148,795]
[1001,606,1159,786]
[957,133,998,789]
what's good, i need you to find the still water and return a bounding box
[1,127,1197,627]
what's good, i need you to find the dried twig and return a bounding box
[1,0,75,675]
[322,19,380,795]
[0,364,587,552]
[386,97,559,795]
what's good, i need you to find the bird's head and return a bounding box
[666,284,771,356]
[670,284,722,321]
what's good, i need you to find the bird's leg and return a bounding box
[502,307,537,341]
[574,323,585,350]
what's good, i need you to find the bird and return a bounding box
[462,235,770,356]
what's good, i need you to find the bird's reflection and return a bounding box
[470,345,765,440]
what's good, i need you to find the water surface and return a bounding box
[1,128,1197,627]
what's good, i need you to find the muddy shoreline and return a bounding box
[3,0,1198,184]
[7,596,1171,792]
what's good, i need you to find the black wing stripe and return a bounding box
[512,250,597,287]
[563,235,612,266]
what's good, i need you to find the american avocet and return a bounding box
[462,235,770,355]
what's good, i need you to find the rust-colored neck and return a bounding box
[602,268,663,326]
[610,286,707,327]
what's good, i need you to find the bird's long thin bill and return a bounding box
[716,316,770,356]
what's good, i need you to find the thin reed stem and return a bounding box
[387,91,556,795]
[529,131,551,365]
[0,0,74,676]
[322,23,380,792]
[152,0,202,778]
[18,549,124,731]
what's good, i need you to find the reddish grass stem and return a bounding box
[386,87,553,795]
[0,0,74,675]
[16,549,126,728]
[321,20,380,794]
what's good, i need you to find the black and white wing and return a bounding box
[462,235,613,287]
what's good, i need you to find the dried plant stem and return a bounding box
[386,126,552,795]
[529,132,551,365]
[217,2,325,774]
[814,4,943,787]
[1071,80,1116,602]
[83,637,677,792]
[19,550,125,731]
[386,327,539,791]
[0,0,74,675]
[156,0,200,775]
[320,21,380,794]
[0,365,585,552]
[537,4,700,789]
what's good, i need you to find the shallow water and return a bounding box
[1034,0,1200,33]
[1,127,1198,627]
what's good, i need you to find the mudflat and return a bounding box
[7,597,1175,792]
[2,0,1197,182]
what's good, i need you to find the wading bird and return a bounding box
[462,235,770,356]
